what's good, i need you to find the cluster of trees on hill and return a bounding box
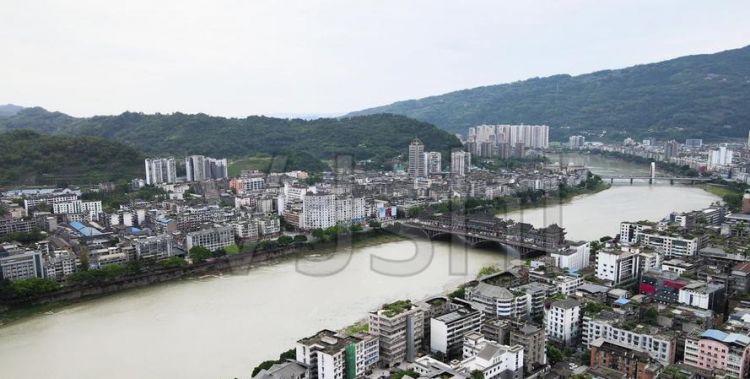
[350,45,750,141]
[0,130,144,186]
[0,110,462,174]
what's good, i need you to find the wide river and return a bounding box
[0,153,719,379]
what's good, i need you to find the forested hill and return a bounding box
[0,130,144,186]
[348,45,750,141]
[0,110,462,172]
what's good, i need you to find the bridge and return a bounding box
[401,213,567,257]
[603,176,712,185]
[600,161,710,185]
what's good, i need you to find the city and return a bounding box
[2,2,750,379]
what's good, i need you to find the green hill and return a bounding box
[0,130,144,186]
[349,45,750,141]
[0,110,461,172]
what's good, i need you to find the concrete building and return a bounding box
[296,329,379,379]
[301,193,366,230]
[0,250,45,281]
[368,301,424,366]
[44,250,76,281]
[186,155,229,181]
[589,338,660,379]
[408,138,427,178]
[425,151,442,174]
[133,235,175,260]
[708,145,734,169]
[430,305,483,358]
[252,361,309,379]
[595,246,641,286]
[145,157,177,185]
[677,282,725,313]
[550,241,590,272]
[461,332,524,379]
[509,323,546,374]
[451,150,471,177]
[468,124,549,149]
[466,282,532,320]
[582,317,676,366]
[568,135,585,149]
[53,200,103,221]
[185,225,234,252]
[545,299,581,347]
[684,329,750,378]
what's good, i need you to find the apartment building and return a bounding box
[451,150,471,177]
[596,245,661,286]
[408,138,427,178]
[425,151,442,174]
[684,329,750,378]
[545,299,581,347]
[133,235,175,260]
[509,323,546,374]
[301,193,366,230]
[550,241,590,272]
[0,250,45,281]
[589,338,660,379]
[368,301,424,366]
[460,332,524,379]
[145,157,177,185]
[582,316,676,366]
[186,155,229,182]
[185,225,234,252]
[466,282,532,320]
[430,305,483,358]
[296,329,379,379]
[53,200,103,221]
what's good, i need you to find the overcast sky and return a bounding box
[1,0,749,118]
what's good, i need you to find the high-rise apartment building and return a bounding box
[708,145,734,168]
[408,138,427,178]
[424,151,442,174]
[545,299,581,347]
[186,155,228,181]
[369,301,424,366]
[467,124,549,150]
[569,135,585,149]
[451,150,471,177]
[145,157,177,185]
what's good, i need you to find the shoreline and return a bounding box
[0,229,408,327]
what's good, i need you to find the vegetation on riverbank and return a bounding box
[704,180,749,212]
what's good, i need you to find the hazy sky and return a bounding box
[1,0,749,117]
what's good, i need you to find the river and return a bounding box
[0,153,720,379]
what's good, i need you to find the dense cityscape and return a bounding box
[3,2,750,379]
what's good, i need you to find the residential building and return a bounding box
[53,200,103,221]
[425,151,442,174]
[569,135,585,149]
[468,124,550,149]
[44,250,76,281]
[368,301,424,366]
[252,361,309,379]
[186,155,229,181]
[582,317,676,366]
[451,150,471,177]
[408,138,427,178]
[677,282,725,313]
[0,250,45,281]
[509,323,546,374]
[430,305,483,358]
[301,193,366,230]
[708,145,734,169]
[185,225,234,252]
[461,332,524,379]
[684,329,750,378]
[545,299,581,347]
[296,329,379,379]
[145,157,177,185]
[639,269,686,304]
[466,282,532,320]
[133,235,175,260]
[589,338,660,379]
[595,246,641,286]
[550,241,590,272]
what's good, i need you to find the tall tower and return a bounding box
[408,138,426,178]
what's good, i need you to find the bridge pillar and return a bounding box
[649,178,653,185]
[670,179,674,185]
[610,177,613,184]
[630,178,633,185]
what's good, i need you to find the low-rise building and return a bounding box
[430,305,482,358]
[684,329,750,378]
[0,249,45,281]
[582,316,676,366]
[185,225,234,252]
[295,329,379,379]
[589,338,660,379]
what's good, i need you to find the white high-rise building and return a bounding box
[52,200,103,221]
[186,155,228,181]
[301,193,366,230]
[467,124,550,149]
[545,299,581,346]
[425,151,442,174]
[569,135,585,149]
[708,145,734,169]
[451,150,471,176]
[408,138,427,178]
[145,157,177,185]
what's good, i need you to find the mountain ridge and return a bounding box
[348,45,750,141]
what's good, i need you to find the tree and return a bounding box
[189,246,212,264]
[277,236,294,246]
[470,370,485,379]
[349,224,363,233]
[368,220,381,228]
[547,344,564,365]
[293,234,307,242]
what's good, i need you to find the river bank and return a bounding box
[0,228,407,326]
